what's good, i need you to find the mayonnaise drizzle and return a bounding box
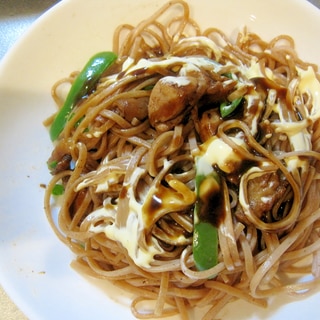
[197,136,247,175]
[243,61,320,171]
[123,55,222,75]
[297,66,320,120]
[87,166,164,268]
[84,54,320,268]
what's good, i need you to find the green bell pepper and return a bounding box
[220,96,243,118]
[49,51,117,141]
[193,160,220,271]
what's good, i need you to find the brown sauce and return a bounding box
[142,186,168,228]
[197,177,225,227]
[148,193,162,214]
[226,159,258,185]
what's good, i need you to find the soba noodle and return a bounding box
[44,1,320,319]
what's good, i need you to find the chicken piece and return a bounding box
[235,171,289,226]
[204,79,237,103]
[148,76,199,132]
[113,97,149,122]
[148,70,238,132]
[47,139,72,175]
[248,172,288,219]
[198,108,223,142]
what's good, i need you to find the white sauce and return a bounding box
[123,56,222,76]
[86,51,320,268]
[297,66,320,120]
[244,60,274,80]
[245,92,264,136]
[160,76,191,87]
[197,136,246,174]
[272,66,320,171]
[87,166,163,268]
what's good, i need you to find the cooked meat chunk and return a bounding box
[247,172,288,219]
[53,154,72,174]
[148,68,238,133]
[47,139,72,174]
[235,171,289,225]
[114,97,149,122]
[198,108,223,142]
[148,76,198,132]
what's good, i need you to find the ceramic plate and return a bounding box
[1,0,320,319]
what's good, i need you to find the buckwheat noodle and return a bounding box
[44,1,320,319]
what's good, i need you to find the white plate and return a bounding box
[0,0,320,319]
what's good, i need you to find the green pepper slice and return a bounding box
[49,51,117,141]
[220,97,243,118]
[193,160,220,271]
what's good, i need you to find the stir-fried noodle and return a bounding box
[44,1,320,319]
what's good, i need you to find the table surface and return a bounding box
[1,0,320,319]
